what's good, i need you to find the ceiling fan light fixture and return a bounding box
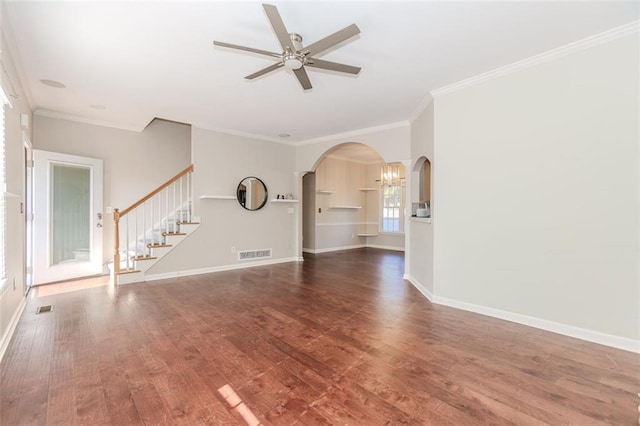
[283,54,304,70]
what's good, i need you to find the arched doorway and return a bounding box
[301,143,406,256]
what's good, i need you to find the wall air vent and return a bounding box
[238,248,272,261]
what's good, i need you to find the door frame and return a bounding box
[33,150,103,285]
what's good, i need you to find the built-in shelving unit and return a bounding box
[316,190,336,194]
[358,188,378,192]
[199,195,236,200]
[329,206,362,209]
[271,199,299,203]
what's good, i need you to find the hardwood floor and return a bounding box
[1,248,638,425]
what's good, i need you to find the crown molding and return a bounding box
[432,20,640,98]
[408,94,433,124]
[34,109,146,132]
[295,120,410,146]
[192,122,294,145]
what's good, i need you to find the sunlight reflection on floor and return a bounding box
[33,275,111,297]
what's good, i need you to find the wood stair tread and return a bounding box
[117,269,141,275]
[147,243,173,248]
[177,221,200,225]
[162,232,187,236]
[133,256,157,261]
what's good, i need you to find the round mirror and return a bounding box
[237,177,268,211]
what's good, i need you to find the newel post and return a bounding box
[113,208,121,280]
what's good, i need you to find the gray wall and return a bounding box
[433,34,639,343]
[32,116,192,266]
[408,102,434,295]
[148,127,298,275]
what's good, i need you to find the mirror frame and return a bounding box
[236,176,268,211]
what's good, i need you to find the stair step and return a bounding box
[163,232,187,236]
[132,256,157,261]
[117,269,141,275]
[147,243,173,248]
[177,221,200,225]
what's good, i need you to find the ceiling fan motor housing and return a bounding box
[284,33,304,69]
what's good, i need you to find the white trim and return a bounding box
[295,121,410,146]
[367,244,404,252]
[431,20,640,98]
[193,122,293,145]
[404,274,434,302]
[144,256,301,282]
[0,296,27,363]
[302,244,366,254]
[34,109,145,132]
[316,221,377,227]
[431,295,640,354]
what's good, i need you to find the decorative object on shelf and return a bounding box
[237,177,268,211]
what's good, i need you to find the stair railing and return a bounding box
[113,164,194,280]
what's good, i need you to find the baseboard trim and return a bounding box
[435,295,639,354]
[304,244,405,254]
[145,256,302,282]
[303,244,366,254]
[403,275,638,353]
[0,296,27,363]
[403,274,434,301]
[367,244,404,252]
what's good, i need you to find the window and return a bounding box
[380,163,405,233]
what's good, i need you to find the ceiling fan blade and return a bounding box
[245,62,284,80]
[213,41,281,58]
[303,24,360,57]
[305,58,361,75]
[293,67,312,90]
[263,4,295,52]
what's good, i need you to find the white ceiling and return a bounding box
[3,1,638,143]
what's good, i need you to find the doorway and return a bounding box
[32,150,103,285]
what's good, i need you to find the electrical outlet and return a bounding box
[318,208,322,213]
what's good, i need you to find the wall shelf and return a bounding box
[271,199,299,203]
[199,195,236,200]
[358,188,378,192]
[411,217,432,224]
[329,206,362,209]
[357,233,378,237]
[316,190,336,194]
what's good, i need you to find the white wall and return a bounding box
[0,26,32,359]
[148,127,298,275]
[33,116,191,266]
[433,34,639,345]
[408,102,434,294]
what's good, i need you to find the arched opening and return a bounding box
[301,143,406,256]
[411,156,431,218]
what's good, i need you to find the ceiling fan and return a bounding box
[213,3,361,90]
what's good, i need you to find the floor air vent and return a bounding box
[36,305,53,314]
[238,248,272,261]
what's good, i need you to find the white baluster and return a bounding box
[126,215,130,271]
[179,176,183,223]
[143,201,147,256]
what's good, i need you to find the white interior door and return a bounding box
[33,150,103,285]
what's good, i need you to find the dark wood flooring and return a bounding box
[1,248,638,425]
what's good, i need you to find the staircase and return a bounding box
[111,165,199,285]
